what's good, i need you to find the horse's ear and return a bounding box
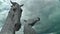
[10,0,13,5]
[20,4,24,7]
[10,0,16,6]
[37,17,40,21]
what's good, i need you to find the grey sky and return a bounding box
[0,0,60,34]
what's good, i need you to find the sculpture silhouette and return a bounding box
[24,17,40,34]
[0,1,23,34]
[0,1,40,34]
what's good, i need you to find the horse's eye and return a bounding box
[13,8,16,12]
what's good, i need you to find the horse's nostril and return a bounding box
[14,23,21,31]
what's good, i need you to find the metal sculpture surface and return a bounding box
[24,17,40,34]
[0,1,40,34]
[0,1,23,34]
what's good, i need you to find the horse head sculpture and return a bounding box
[24,17,40,34]
[0,1,23,34]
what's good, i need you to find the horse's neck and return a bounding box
[24,24,37,34]
[0,30,15,34]
[0,17,15,34]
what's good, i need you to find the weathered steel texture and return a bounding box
[0,1,23,34]
[0,1,40,34]
[24,17,40,34]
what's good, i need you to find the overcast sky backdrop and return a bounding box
[0,0,60,34]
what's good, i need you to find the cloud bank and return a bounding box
[0,0,60,34]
